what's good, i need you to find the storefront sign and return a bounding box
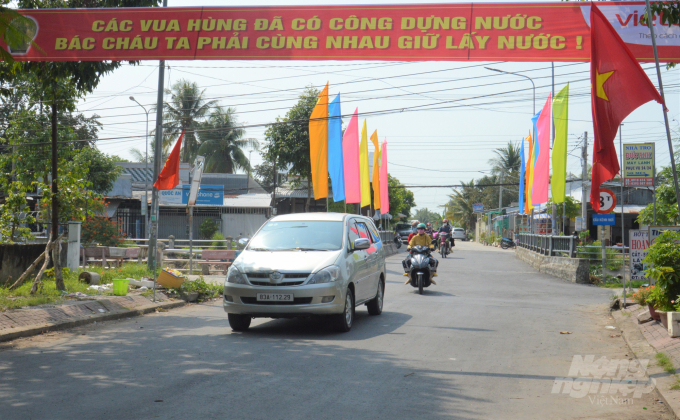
[629,229,649,281]
[159,184,224,206]
[472,203,484,213]
[649,226,680,244]
[7,2,680,62]
[624,143,654,187]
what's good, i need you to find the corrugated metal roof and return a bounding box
[275,183,333,199]
[223,193,271,208]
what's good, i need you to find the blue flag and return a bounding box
[531,110,541,165]
[328,94,345,202]
[519,138,525,214]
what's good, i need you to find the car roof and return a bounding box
[270,212,348,222]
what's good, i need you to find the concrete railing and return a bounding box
[517,233,576,258]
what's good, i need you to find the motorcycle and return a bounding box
[394,233,402,249]
[439,232,449,258]
[431,231,439,250]
[500,237,516,249]
[402,245,435,295]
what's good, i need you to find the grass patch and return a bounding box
[0,263,157,311]
[671,378,680,390]
[598,280,649,289]
[656,353,676,374]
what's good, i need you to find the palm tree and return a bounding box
[489,141,522,176]
[197,107,259,173]
[162,79,217,163]
[446,180,477,230]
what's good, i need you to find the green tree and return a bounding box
[412,207,442,228]
[72,147,122,194]
[197,106,258,173]
[489,141,522,176]
[445,180,479,231]
[262,86,319,211]
[637,166,679,226]
[387,174,416,220]
[162,79,217,163]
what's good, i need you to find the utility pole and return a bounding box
[498,172,503,211]
[148,0,168,271]
[645,0,680,216]
[581,132,589,229]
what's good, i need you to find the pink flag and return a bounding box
[343,108,361,204]
[532,93,551,205]
[380,139,389,214]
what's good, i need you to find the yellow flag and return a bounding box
[359,120,371,208]
[370,130,381,210]
[309,82,329,200]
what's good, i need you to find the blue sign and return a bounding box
[472,203,484,213]
[593,214,615,226]
[181,184,224,206]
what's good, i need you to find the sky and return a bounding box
[75,0,680,214]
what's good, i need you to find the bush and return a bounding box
[632,285,654,306]
[176,276,222,302]
[199,218,218,239]
[211,232,226,249]
[82,216,122,246]
[644,230,680,311]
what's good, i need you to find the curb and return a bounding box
[0,299,185,343]
[612,310,680,419]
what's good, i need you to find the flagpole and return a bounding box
[644,0,680,214]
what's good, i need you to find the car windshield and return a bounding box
[247,221,344,251]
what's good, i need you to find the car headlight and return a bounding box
[307,265,341,284]
[226,266,248,284]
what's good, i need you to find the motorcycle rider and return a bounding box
[438,219,455,250]
[407,220,420,244]
[404,223,438,285]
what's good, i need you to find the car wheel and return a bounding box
[367,280,384,316]
[228,313,251,331]
[335,288,355,332]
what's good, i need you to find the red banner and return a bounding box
[6,2,680,62]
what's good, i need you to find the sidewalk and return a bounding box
[614,303,680,419]
[0,293,185,343]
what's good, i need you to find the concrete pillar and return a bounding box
[67,222,81,270]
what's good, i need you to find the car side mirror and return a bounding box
[353,238,370,251]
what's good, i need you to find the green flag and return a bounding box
[551,84,569,203]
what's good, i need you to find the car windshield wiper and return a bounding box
[248,247,270,251]
[279,247,330,251]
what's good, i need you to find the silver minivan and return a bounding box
[223,213,386,332]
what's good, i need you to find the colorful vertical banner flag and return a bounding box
[380,139,389,214]
[552,84,569,203]
[533,93,552,205]
[328,93,345,202]
[343,108,361,204]
[589,4,664,211]
[359,119,371,208]
[519,137,525,214]
[370,130,381,210]
[526,131,535,211]
[309,82,329,200]
[154,130,184,190]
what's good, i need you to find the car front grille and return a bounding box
[245,272,310,286]
[249,281,305,287]
[240,297,313,305]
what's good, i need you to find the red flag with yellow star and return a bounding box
[154,130,184,190]
[590,3,664,212]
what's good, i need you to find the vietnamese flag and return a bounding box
[589,4,664,211]
[153,130,184,190]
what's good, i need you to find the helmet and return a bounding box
[443,219,449,224]
[426,222,431,227]
[417,223,427,229]
[411,220,418,226]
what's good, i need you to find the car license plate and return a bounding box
[256,293,293,302]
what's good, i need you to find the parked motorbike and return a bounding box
[394,233,402,249]
[439,232,449,258]
[402,245,435,295]
[500,237,516,249]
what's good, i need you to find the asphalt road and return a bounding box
[0,242,672,419]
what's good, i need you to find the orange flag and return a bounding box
[370,130,381,210]
[153,130,184,191]
[309,82,329,200]
[589,4,664,211]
